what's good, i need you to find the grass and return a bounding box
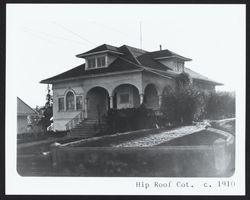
[159,130,223,146]
[210,118,235,135]
[16,118,235,176]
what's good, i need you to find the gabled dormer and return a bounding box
[76,44,124,70]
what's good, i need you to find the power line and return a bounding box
[21,27,88,46]
[51,21,96,45]
[88,21,163,51]
[91,21,129,37]
[116,54,173,80]
[20,28,60,46]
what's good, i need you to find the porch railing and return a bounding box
[65,110,85,131]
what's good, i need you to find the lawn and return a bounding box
[16,118,235,176]
[158,130,223,146]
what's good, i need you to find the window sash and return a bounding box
[97,56,106,68]
[120,93,130,103]
[66,92,75,110]
[87,56,106,69]
[58,97,64,111]
[76,96,83,110]
[88,58,96,68]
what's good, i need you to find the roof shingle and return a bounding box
[76,44,120,57]
[41,44,221,85]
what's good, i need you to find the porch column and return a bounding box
[158,95,162,108]
[140,94,144,104]
[109,96,113,109]
[84,98,88,118]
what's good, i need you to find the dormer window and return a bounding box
[174,61,184,72]
[86,55,107,70]
[88,58,96,69]
[97,56,106,68]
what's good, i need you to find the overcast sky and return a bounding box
[6,4,245,108]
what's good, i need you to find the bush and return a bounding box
[160,86,235,125]
[103,105,157,135]
[160,86,207,125]
[205,91,235,119]
[102,87,235,134]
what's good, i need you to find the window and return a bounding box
[120,93,129,103]
[97,56,106,68]
[88,58,96,69]
[66,91,75,110]
[174,61,183,72]
[87,55,106,69]
[76,96,83,110]
[58,97,64,111]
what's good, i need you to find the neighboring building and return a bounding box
[17,97,38,134]
[40,44,222,133]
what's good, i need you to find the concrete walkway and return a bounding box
[111,125,206,147]
[17,136,79,149]
[17,125,207,149]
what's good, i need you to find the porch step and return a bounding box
[68,119,106,138]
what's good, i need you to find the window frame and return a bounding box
[66,91,75,111]
[76,95,83,110]
[58,97,65,111]
[87,57,96,69]
[119,93,130,104]
[86,55,107,70]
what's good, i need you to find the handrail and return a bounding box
[65,110,85,131]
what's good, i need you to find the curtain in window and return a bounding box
[66,91,74,110]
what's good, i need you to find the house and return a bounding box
[40,44,222,134]
[17,97,38,135]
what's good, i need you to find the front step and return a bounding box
[68,118,106,138]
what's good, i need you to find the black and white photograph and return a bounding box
[6,4,245,195]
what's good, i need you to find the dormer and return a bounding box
[150,49,192,73]
[85,54,107,69]
[76,44,123,70]
[157,57,186,72]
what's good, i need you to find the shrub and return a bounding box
[103,87,235,134]
[103,105,157,135]
[205,91,235,119]
[160,86,207,125]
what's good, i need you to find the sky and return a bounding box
[6,4,245,108]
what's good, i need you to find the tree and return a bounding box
[205,91,235,119]
[176,72,191,89]
[161,84,206,125]
[39,84,53,132]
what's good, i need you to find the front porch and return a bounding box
[64,82,169,134]
[52,70,176,132]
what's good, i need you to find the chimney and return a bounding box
[160,45,162,51]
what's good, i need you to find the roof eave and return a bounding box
[76,50,124,58]
[40,69,144,84]
[154,55,192,61]
[193,78,223,86]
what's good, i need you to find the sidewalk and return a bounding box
[17,136,80,150]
